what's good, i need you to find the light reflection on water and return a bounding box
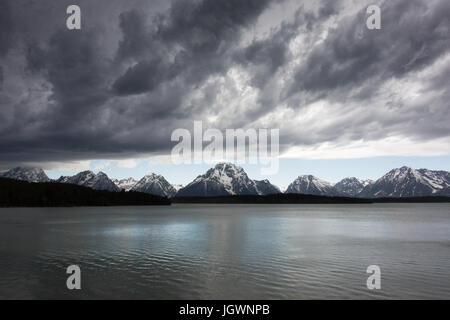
[0,203,449,299]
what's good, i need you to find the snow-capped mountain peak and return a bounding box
[0,167,50,183]
[334,177,374,197]
[285,175,338,196]
[131,173,176,197]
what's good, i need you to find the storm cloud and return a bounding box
[0,0,449,169]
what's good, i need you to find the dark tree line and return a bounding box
[0,178,171,207]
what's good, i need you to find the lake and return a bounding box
[0,203,449,299]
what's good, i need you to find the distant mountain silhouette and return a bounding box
[0,178,170,207]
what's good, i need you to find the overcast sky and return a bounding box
[0,0,449,185]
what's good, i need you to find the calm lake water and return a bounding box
[0,204,449,299]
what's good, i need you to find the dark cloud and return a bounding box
[113,59,168,95]
[287,0,450,97]
[159,0,273,50]
[116,9,154,62]
[113,0,273,95]
[0,0,14,57]
[235,1,341,82]
[25,30,112,130]
[0,0,449,169]
[0,0,277,167]
[0,66,3,90]
[25,42,47,72]
[234,25,291,88]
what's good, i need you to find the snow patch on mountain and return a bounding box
[173,184,184,192]
[113,177,137,191]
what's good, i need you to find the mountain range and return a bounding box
[358,167,450,198]
[1,164,449,198]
